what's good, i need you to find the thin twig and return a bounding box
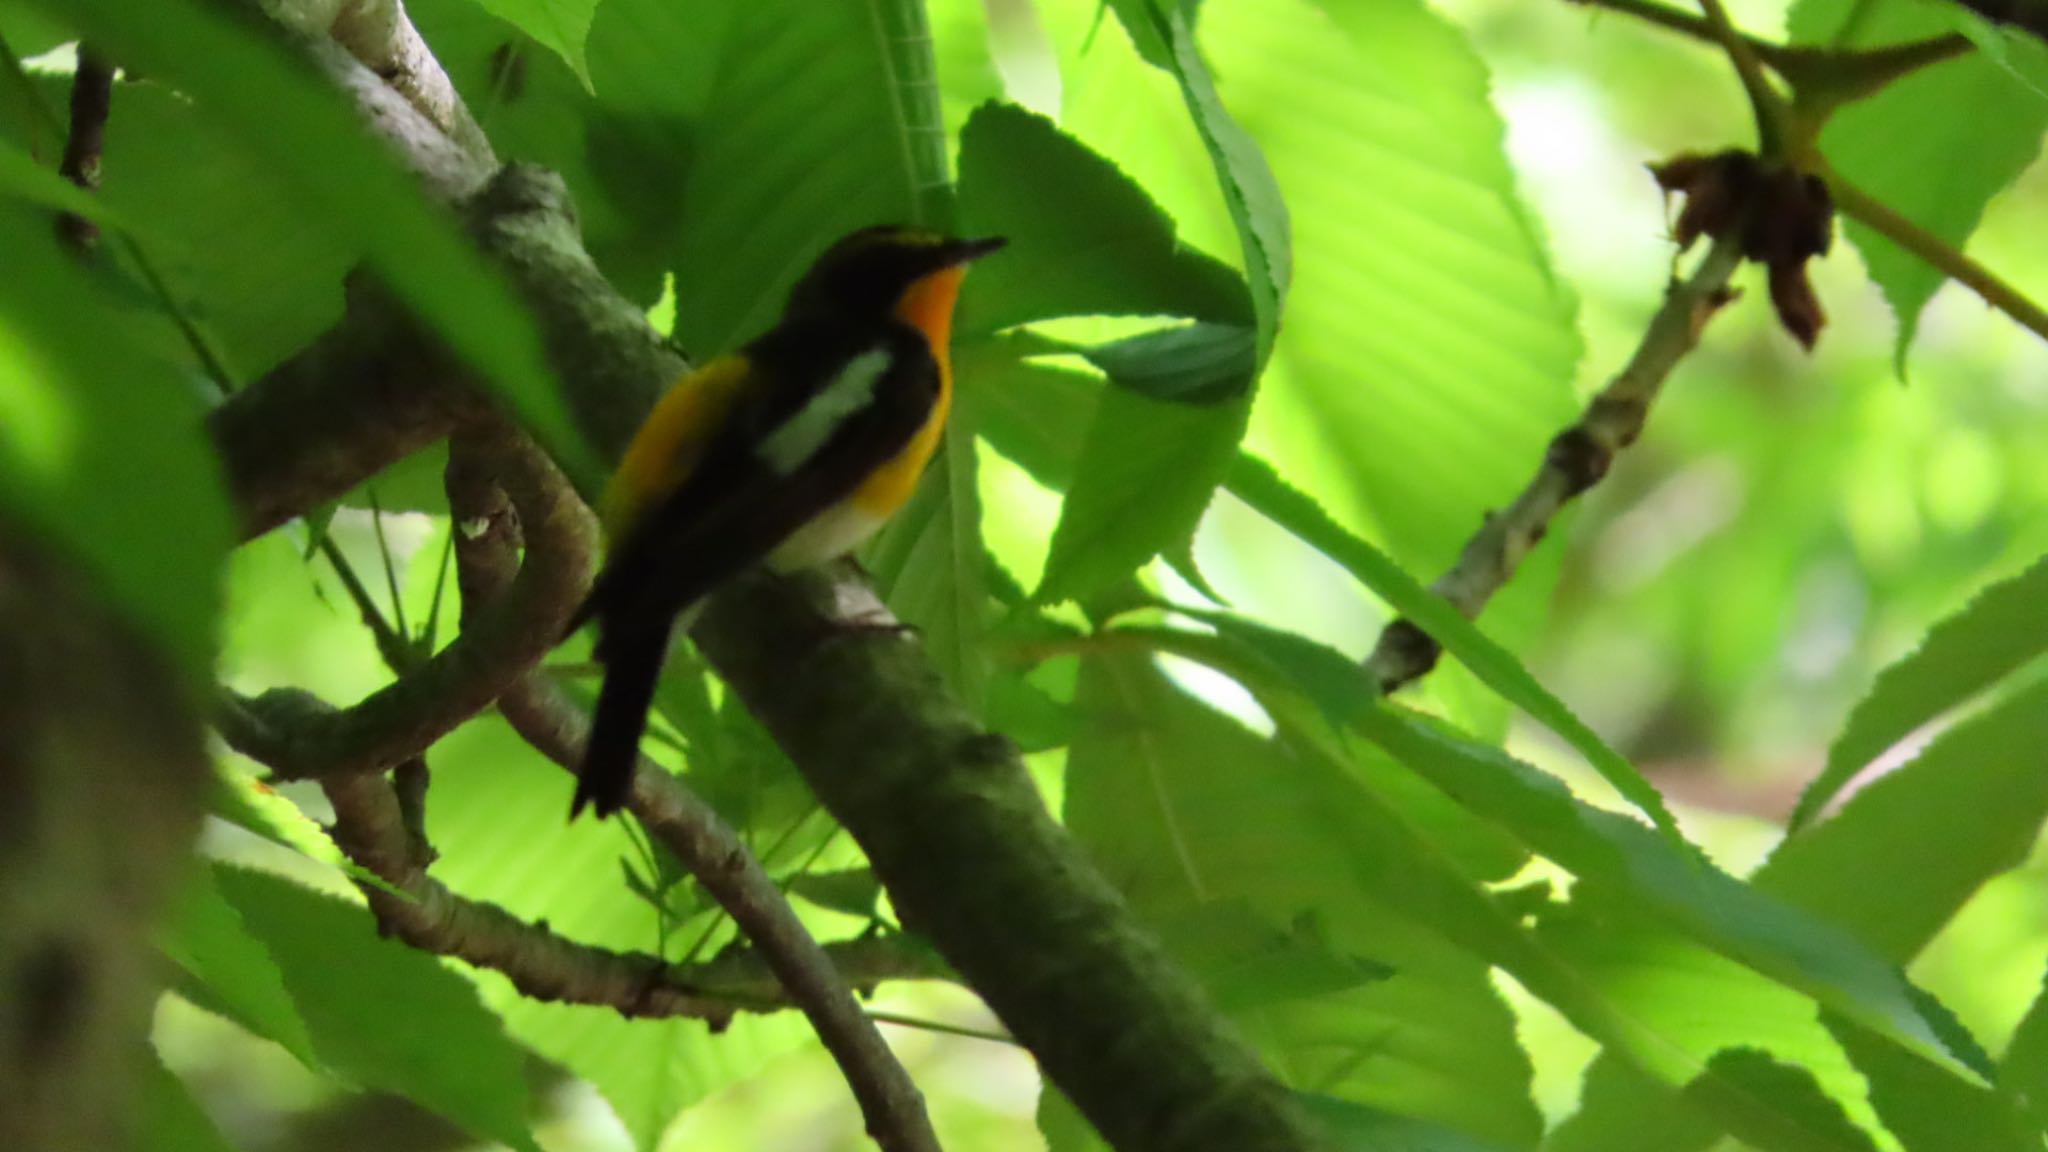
[1825,166,2048,345]
[1564,0,1973,104]
[1565,0,1793,67]
[866,1010,1016,1045]
[221,431,593,779]
[1362,234,1747,693]
[318,769,939,1021]
[445,429,944,1152]
[56,45,113,251]
[317,535,413,673]
[1695,0,1793,153]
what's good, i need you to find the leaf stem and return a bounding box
[1695,0,1793,155]
[866,1009,1016,1045]
[1825,167,2048,344]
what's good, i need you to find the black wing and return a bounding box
[569,318,938,817]
[583,316,939,647]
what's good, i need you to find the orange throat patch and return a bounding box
[894,264,968,380]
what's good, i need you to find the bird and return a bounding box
[565,226,1006,818]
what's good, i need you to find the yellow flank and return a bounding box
[850,264,965,517]
[601,355,752,540]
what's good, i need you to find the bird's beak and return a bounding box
[949,236,1008,264]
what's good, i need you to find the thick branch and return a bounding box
[445,430,942,1152]
[210,291,476,540]
[302,0,495,157]
[212,15,1319,1150]
[1363,235,1746,693]
[693,576,1325,1152]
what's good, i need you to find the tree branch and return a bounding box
[443,428,943,1152]
[1363,234,1746,692]
[1564,0,1974,108]
[319,766,940,1022]
[220,429,593,779]
[1825,166,2048,345]
[692,575,1325,1152]
[209,9,1321,1148]
[55,45,112,251]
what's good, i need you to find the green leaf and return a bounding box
[1356,704,1978,1080]
[0,203,232,684]
[785,869,884,920]
[1789,0,2048,364]
[1148,901,1392,1012]
[1790,550,2048,830]
[649,0,951,356]
[86,81,353,380]
[214,865,541,1152]
[1225,455,1680,838]
[1078,322,1257,404]
[964,340,1100,491]
[1194,0,1581,735]
[1537,915,1887,1152]
[472,0,601,86]
[31,0,599,487]
[1034,389,1248,604]
[0,135,121,224]
[138,1048,235,1152]
[1303,1093,1524,1152]
[1065,651,1543,1148]
[1764,673,2048,959]
[415,718,812,1148]
[1998,966,2048,1130]
[1559,610,2048,1150]
[954,101,1252,333]
[1829,1015,2038,1152]
[1129,618,1986,1102]
[1106,0,1291,356]
[1681,1050,1883,1152]
[160,868,317,1067]
[209,764,402,896]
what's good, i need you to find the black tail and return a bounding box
[571,619,674,819]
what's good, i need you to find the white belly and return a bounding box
[767,500,887,572]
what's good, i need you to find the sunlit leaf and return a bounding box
[1226,456,1678,837]
[215,865,542,1152]
[1789,0,2048,364]
[159,867,316,1068]
[137,1048,236,1152]
[1064,651,1543,1147]
[1034,390,1247,604]
[955,100,1251,333]
[1789,549,2048,830]
[417,718,813,1148]
[472,0,601,86]
[1105,0,1290,355]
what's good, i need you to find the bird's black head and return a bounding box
[783,226,1006,326]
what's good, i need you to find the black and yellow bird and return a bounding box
[566,226,1005,818]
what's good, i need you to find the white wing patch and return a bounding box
[756,347,892,476]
